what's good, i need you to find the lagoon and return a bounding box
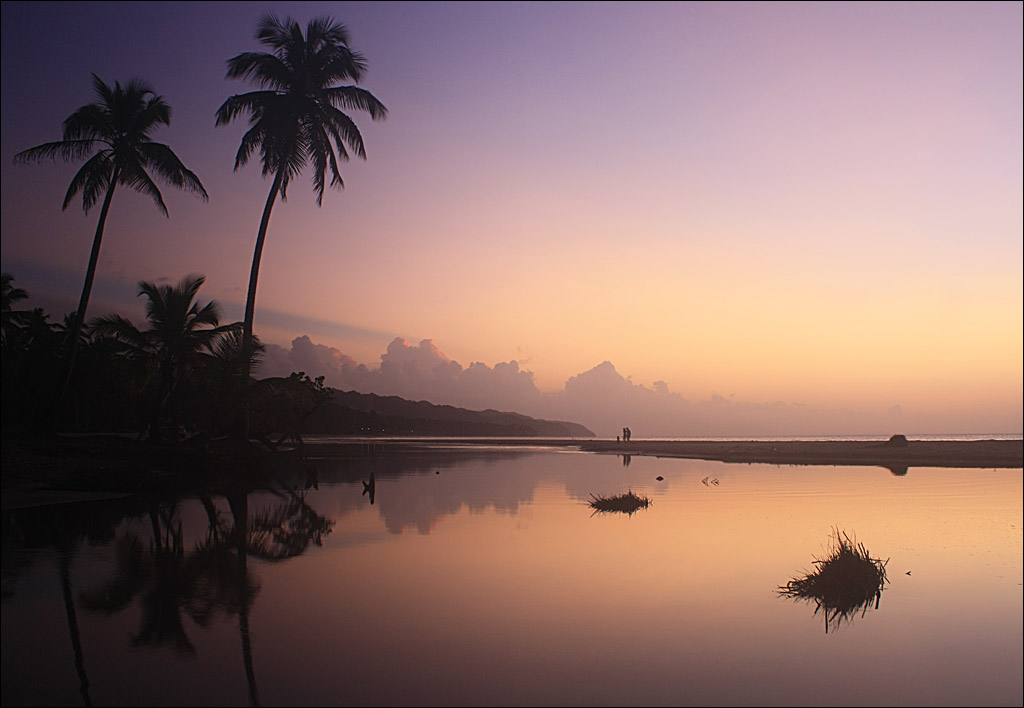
[2,444,1022,706]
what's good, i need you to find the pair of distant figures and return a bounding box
[620,427,632,442]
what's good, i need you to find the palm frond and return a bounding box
[306,16,352,49]
[174,274,207,310]
[136,94,172,134]
[318,45,367,84]
[254,13,292,49]
[215,91,272,126]
[224,52,292,89]
[120,163,168,216]
[14,139,102,164]
[90,313,150,350]
[62,103,112,141]
[324,86,388,121]
[324,106,365,159]
[63,152,113,212]
[139,143,209,200]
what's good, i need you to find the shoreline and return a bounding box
[305,436,1023,469]
[2,434,1020,511]
[574,439,1023,469]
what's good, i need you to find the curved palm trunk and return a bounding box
[42,172,119,430]
[240,169,284,384]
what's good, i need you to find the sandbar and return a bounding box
[576,439,1023,469]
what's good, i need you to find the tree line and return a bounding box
[5,14,386,441]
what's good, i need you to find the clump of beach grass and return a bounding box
[589,489,651,515]
[778,529,889,634]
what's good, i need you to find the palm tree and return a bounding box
[1,272,30,347]
[14,75,208,424]
[216,14,387,384]
[91,274,239,441]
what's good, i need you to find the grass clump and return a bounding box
[778,529,889,634]
[588,489,651,515]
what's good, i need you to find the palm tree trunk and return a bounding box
[41,172,119,431]
[240,169,284,384]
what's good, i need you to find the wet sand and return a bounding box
[576,439,1023,469]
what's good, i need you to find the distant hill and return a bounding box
[301,389,595,438]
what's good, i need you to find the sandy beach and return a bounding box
[576,438,1023,469]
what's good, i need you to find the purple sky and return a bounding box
[2,1,1021,435]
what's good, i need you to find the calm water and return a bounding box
[2,445,1021,707]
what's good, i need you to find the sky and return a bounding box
[1,1,1021,436]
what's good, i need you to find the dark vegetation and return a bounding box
[778,529,889,634]
[13,76,209,423]
[588,490,651,515]
[306,390,594,437]
[2,271,593,497]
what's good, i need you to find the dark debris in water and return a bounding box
[588,490,651,515]
[778,529,889,634]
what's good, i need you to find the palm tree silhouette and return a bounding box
[1,272,30,347]
[91,274,239,441]
[14,75,208,426]
[216,14,387,385]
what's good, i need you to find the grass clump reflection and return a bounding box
[779,529,889,634]
[588,489,651,515]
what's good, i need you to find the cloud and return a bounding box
[256,334,1003,437]
[260,335,376,390]
[259,335,541,413]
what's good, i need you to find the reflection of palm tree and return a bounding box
[91,274,239,441]
[227,491,261,707]
[5,499,142,707]
[78,490,332,706]
[248,491,335,560]
[58,546,92,707]
[14,75,208,421]
[81,505,200,655]
[216,15,387,383]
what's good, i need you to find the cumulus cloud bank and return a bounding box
[258,335,968,437]
[260,335,541,414]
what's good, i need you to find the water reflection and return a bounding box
[2,476,332,707]
[362,471,376,504]
[3,497,140,708]
[3,451,1021,707]
[588,490,651,516]
[778,530,889,634]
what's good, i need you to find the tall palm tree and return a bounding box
[14,75,208,423]
[216,14,387,384]
[91,274,239,441]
